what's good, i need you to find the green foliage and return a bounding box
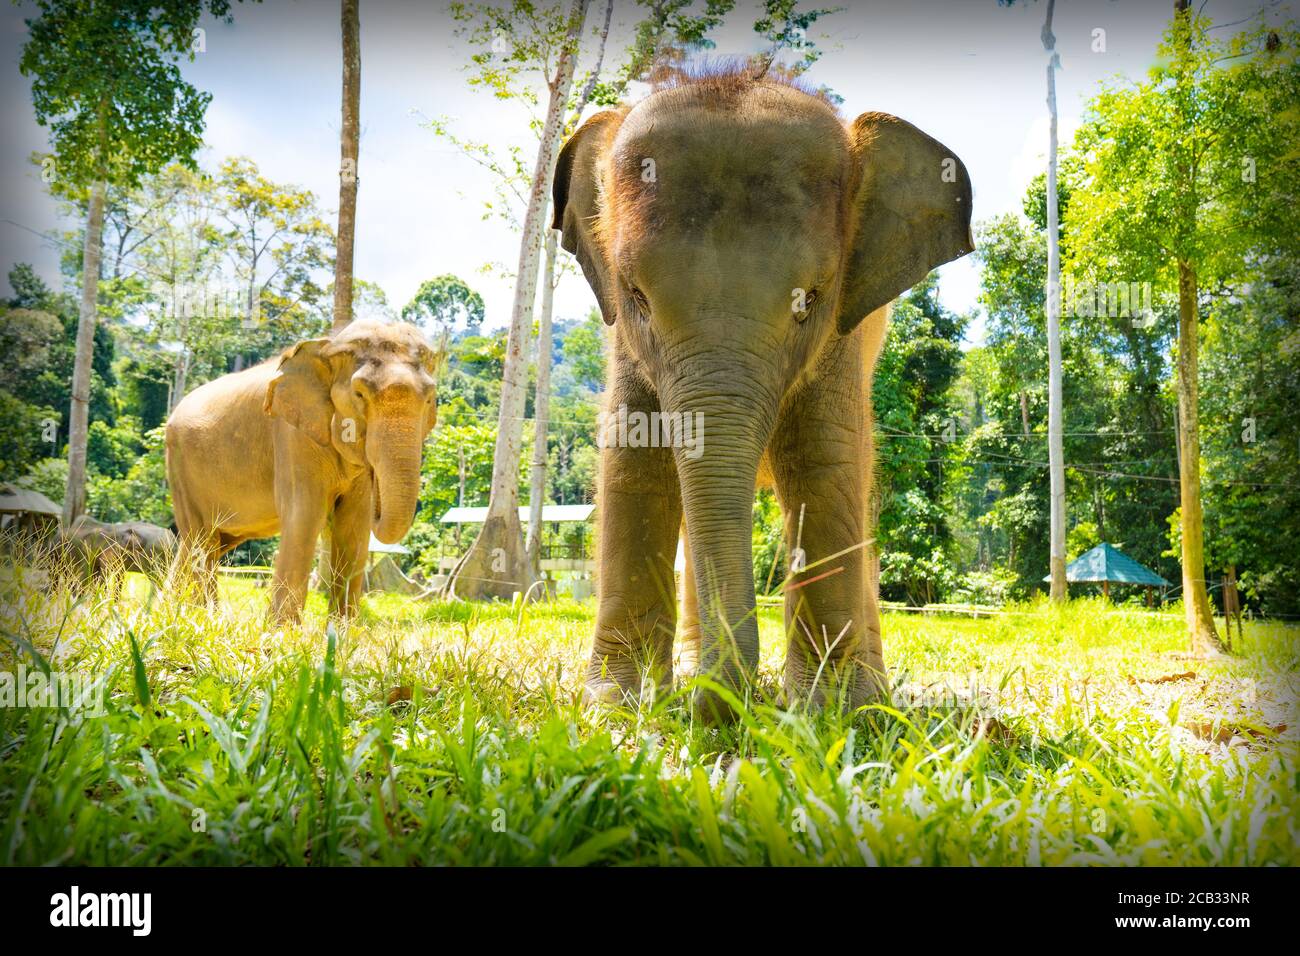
[0,264,116,467]
[871,274,967,604]
[949,567,1020,606]
[752,0,841,81]
[402,274,485,336]
[752,489,784,594]
[2,578,1295,865]
[1060,10,1300,614]
[0,392,59,483]
[87,425,172,526]
[1198,259,1300,616]
[420,422,499,521]
[87,417,143,480]
[1066,520,1100,562]
[1067,12,1299,290]
[966,190,1181,595]
[557,308,605,393]
[17,457,69,505]
[21,0,233,190]
[213,156,334,356]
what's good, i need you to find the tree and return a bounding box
[871,274,968,605]
[445,0,592,600]
[1040,0,1067,602]
[401,274,486,336]
[1200,257,1300,620]
[1066,8,1299,653]
[20,0,234,525]
[129,164,225,407]
[525,0,613,574]
[997,0,1067,601]
[331,0,361,334]
[216,156,334,365]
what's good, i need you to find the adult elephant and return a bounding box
[166,320,441,622]
[59,516,175,591]
[552,68,973,720]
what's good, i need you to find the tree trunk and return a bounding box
[331,0,361,335]
[526,228,558,574]
[1043,0,1067,604]
[447,0,590,601]
[1176,260,1226,655]
[62,178,107,526]
[171,349,189,411]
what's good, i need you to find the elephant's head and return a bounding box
[264,319,443,544]
[553,73,973,683]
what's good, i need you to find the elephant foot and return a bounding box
[582,678,635,707]
[675,648,700,681]
[784,652,889,713]
[690,684,743,725]
[584,617,673,709]
[582,652,671,709]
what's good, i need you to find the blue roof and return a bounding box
[1043,543,1170,586]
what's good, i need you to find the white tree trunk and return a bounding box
[526,228,558,572]
[62,178,107,526]
[1043,0,1068,602]
[448,0,590,600]
[523,0,611,580]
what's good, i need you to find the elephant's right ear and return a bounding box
[553,110,622,326]
[264,338,334,446]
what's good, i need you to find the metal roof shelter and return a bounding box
[1045,543,1170,599]
[367,533,410,555]
[0,483,62,517]
[439,504,594,524]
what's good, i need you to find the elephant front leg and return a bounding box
[676,522,702,678]
[771,375,886,710]
[586,376,682,705]
[327,482,372,619]
[270,499,329,625]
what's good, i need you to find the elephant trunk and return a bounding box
[664,365,779,721]
[368,414,423,545]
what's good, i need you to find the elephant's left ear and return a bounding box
[838,112,974,335]
[264,338,334,446]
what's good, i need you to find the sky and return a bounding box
[0,0,1286,345]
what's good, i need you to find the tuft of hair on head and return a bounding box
[645,54,841,113]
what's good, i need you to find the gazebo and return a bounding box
[0,483,62,534]
[1046,542,1170,602]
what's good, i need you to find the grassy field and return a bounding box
[1,571,1297,866]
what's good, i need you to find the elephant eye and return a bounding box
[629,286,650,319]
[794,289,819,322]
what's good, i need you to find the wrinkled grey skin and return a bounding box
[552,72,973,720]
[59,516,175,590]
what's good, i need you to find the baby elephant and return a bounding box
[166,320,442,622]
[552,68,973,719]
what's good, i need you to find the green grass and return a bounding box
[1,569,1297,866]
